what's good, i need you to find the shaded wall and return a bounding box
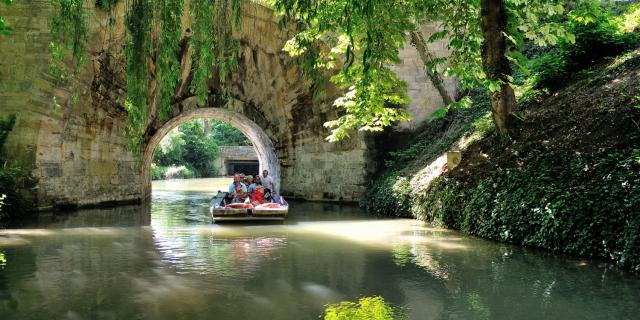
[0,0,140,209]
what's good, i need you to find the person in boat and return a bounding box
[248,175,261,195]
[245,175,253,187]
[250,185,266,206]
[228,174,244,193]
[261,170,275,194]
[226,174,248,203]
[231,183,249,203]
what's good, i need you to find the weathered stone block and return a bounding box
[42,163,62,178]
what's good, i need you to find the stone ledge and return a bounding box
[37,197,143,212]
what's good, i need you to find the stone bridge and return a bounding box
[213,146,259,176]
[0,1,456,209]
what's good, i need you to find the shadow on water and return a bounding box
[7,202,151,229]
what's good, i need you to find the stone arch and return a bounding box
[141,104,280,199]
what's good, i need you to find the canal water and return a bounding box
[0,178,639,319]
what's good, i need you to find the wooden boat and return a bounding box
[209,191,289,222]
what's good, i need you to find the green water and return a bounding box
[0,179,639,319]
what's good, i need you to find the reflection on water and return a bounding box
[0,178,639,319]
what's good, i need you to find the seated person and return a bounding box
[248,176,262,195]
[250,186,266,206]
[227,174,248,203]
[263,188,273,203]
[228,174,246,193]
[231,183,248,203]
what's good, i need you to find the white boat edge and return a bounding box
[212,216,287,222]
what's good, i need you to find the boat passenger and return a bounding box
[231,183,249,203]
[250,186,266,205]
[261,170,275,194]
[248,176,262,195]
[228,174,246,193]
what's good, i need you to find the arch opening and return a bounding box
[142,106,280,199]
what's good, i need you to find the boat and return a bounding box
[209,191,289,222]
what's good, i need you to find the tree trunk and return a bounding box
[409,31,454,106]
[203,119,210,136]
[480,0,515,136]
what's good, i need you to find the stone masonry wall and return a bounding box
[391,23,459,131]
[213,146,258,176]
[0,0,141,209]
[0,1,454,208]
[218,146,259,159]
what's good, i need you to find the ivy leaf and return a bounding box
[428,30,448,42]
[431,107,449,119]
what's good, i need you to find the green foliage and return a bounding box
[48,0,244,160]
[324,66,411,141]
[0,114,16,149]
[151,163,166,180]
[528,1,640,90]
[189,0,242,103]
[154,128,186,166]
[119,0,242,159]
[96,0,117,11]
[273,0,413,141]
[0,0,13,36]
[362,94,489,217]
[415,0,570,93]
[207,120,252,146]
[0,165,33,222]
[363,175,413,218]
[179,121,219,175]
[153,119,251,179]
[323,296,405,320]
[123,0,153,159]
[273,0,570,141]
[155,0,185,121]
[365,48,640,271]
[153,120,220,178]
[417,149,640,271]
[620,3,640,33]
[0,114,33,223]
[49,0,90,84]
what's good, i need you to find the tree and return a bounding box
[207,120,252,146]
[153,120,221,177]
[480,0,515,135]
[179,121,219,176]
[408,30,453,106]
[0,0,13,36]
[273,0,571,138]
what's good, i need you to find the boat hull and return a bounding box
[210,207,288,222]
[209,191,288,222]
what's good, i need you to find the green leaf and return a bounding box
[431,107,449,119]
[428,30,448,43]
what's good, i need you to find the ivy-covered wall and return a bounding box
[0,1,454,209]
[0,0,141,209]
